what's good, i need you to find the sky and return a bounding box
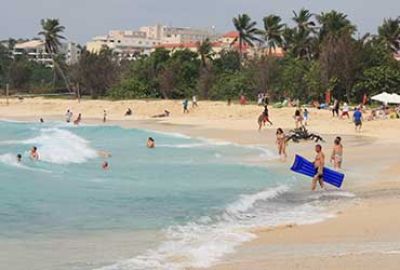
[1,0,399,44]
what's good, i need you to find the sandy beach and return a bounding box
[1,97,400,270]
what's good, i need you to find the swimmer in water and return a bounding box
[17,154,22,162]
[147,137,155,148]
[30,146,39,160]
[102,161,109,170]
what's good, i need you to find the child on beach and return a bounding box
[312,144,325,191]
[276,128,287,161]
[331,137,343,169]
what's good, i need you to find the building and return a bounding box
[13,40,80,66]
[86,24,216,59]
[86,30,161,59]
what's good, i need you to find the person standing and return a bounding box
[192,95,198,108]
[312,144,325,191]
[332,99,340,117]
[275,128,287,161]
[65,109,73,123]
[331,137,343,169]
[353,108,363,132]
[103,110,107,123]
[341,103,350,119]
[183,99,189,113]
[303,109,309,126]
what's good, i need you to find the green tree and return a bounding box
[316,11,356,41]
[210,71,253,100]
[377,18,400,52]
[38,18,71,92]
[232,14,262,58]
[354,66,400,95]
[292,8,316,33]
[262,15,285,53]
[197,38,214,68]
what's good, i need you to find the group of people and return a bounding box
[182,96,198,114]
[275,127,344,190]
[65,109,82,125]
[15,146,40,163]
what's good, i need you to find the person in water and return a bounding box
[275,128,287,161]
[147,137,155,148]
[102,161,109,170]
[40,118,44,123]
[74,113,82,125]
[331,136,343,169]
[65,109,73,123]
[30,146,39,161]
[17,154,22,162]
[312,144,325,191]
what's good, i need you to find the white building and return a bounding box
[86,24,216,59]
[13,40,80,66]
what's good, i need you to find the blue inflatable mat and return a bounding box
[290,155,344,188]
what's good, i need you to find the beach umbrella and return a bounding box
[390,93,400,104]
[371,92,394,104]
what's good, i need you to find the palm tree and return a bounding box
[232,14,262,58]
[262,15,285,54]
[292,8,316,33]
[378,18,400,52]
[316,11,356,41]
[38,18,71,92]
[197,38,214,68]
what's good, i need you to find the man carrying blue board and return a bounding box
[312,144,325,191]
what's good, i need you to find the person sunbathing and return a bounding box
[152,110,170,118]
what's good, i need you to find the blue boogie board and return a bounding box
[290,155,345,188]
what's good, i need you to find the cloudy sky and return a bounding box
[1,0,399,43]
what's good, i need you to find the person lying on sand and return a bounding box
[312,144,325,191]
[147,137,155,148]
[152,110,170,118]
[30,146,39,161]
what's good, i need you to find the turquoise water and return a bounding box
[0,121,345,270]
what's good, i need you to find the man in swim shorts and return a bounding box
[353,108,363,132]
[30,146,39,161]
[312,144,325,191]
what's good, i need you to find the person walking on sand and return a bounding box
[103,110,107,123]
[312,144,325,191]
[275,128,287,161]
[332,99,340,117]
[353,108,363,132]
[183,99,189,114]
[192,95,198,108]
[341,103,350,119]
[331,136,343,169]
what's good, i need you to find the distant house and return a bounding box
[13,40,80,67]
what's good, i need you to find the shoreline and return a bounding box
[1,98,400,269]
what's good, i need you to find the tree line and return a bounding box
[0,10,399,103]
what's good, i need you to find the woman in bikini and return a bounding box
[331,136,343,169]
[276,128,287,161]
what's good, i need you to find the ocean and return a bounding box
[0,120,352,270]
